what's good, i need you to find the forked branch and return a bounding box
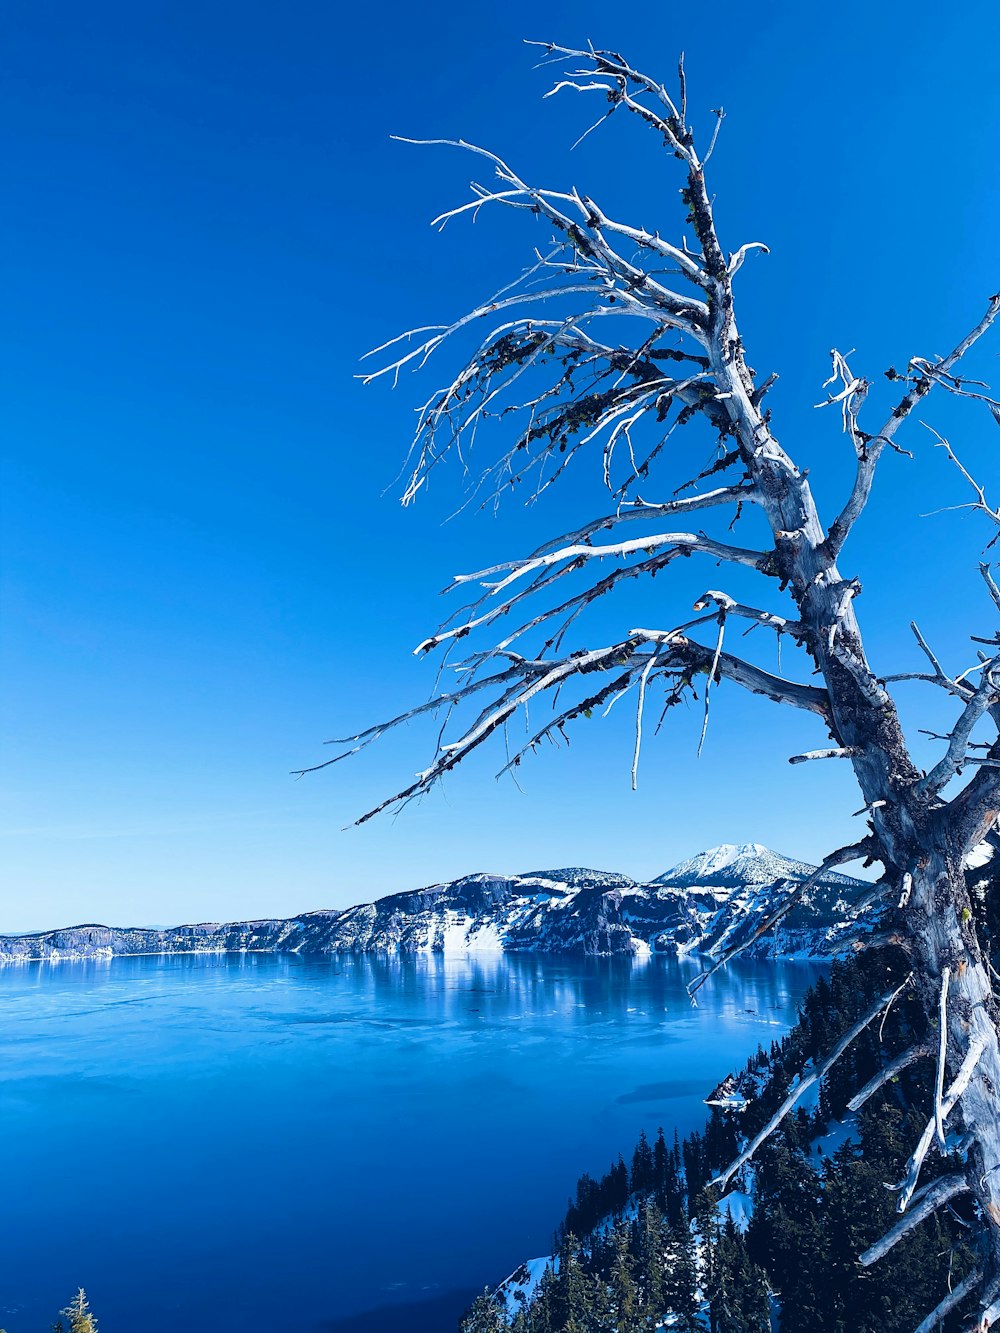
[824,294,1000,557]
[312,629,831,823]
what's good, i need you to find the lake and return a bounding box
[0,952,822,1331]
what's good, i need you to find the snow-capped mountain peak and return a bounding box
[652,843,868,895]
[654,843,808,889]
[681,843,769,875]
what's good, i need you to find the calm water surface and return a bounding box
[0,952,822,1331]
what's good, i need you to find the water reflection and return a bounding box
[0,951,822,1333]
[2,947,814,1011]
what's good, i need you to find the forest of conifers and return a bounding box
[460,841,1000,1332]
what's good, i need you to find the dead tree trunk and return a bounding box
[887,848,1000,1290]
[308,43,1000,1327]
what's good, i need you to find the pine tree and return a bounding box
[609,1156,629,1215]
[60,1291,97,1333]
[688,1180,717,1242]
[461,1288,508,1333]
[653,1128,667,1192]
[608,1219,639,1328]
[551,1233,603,1332]
[661,1220,699,1331]
[703,1108,737,1175]
[635,1199,667,1323]
[682,1130,705,1195]
[709,1219,769,1333]
[631,1130,654,1194]
[746,1142,826,1333]
[527,1264,558,1333]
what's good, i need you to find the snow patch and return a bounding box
[717,1190,753,1232]
[499,1256,552,1318]
[966,840,995,871]
[810,1115,857,1165]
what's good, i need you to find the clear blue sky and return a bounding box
[2,0,998,932]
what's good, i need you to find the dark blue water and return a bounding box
[0,952,821,1332]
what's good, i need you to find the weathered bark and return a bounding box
[695,150,1000,1302]
[903,852,1000,1292]
[712,280,1000,1302]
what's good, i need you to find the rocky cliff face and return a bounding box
[0,845,875,963]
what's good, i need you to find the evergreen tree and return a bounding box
[608,1156,629,1216]
[607,1219,639,1328]
[59,1291,97,1333]
[635,1199,667,1324]
[708,1219,769,1333]
[65,1292,94,1333]
[550,1233,603,1332]
[746,1141,827,1333]
[653,1128,667,1194]
[660,1220,699,1331]
[682,1130,705,1195]
[461,1288,508,1333]
[630,1130,654,1194]
[688,1179,716,1243]
[528,1264,558,1333]
[703,1108,737,1175]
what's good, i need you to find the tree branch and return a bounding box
[935,967,952,1148]
[860,1173,969,1267]
[913,1265,982,1333]
[688,838,875,1000]
[634,630,831,715]
[528,487,760,557]
[316,625,831,822]
[449,529,771,597]
[920,660,1000,796]
[789,747,861,765]
[824,294,1000,557]
[691,589,804,641]
[713,986,896,1191]
[894,1035,986,1213]
[924,423,1000,532]
[846,1044,931,1113]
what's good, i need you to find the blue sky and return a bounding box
[2,0,999,931]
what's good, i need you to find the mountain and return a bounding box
[642,842,872,959]
[0,844,875,964]
[654,842,849,890]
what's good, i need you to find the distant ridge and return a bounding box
[0,845,875,963]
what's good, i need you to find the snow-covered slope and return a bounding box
[643,841,872,960]
[0,845,875,963]
[655,842,836,891]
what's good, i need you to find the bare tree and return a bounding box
[304,44,1000,1326]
